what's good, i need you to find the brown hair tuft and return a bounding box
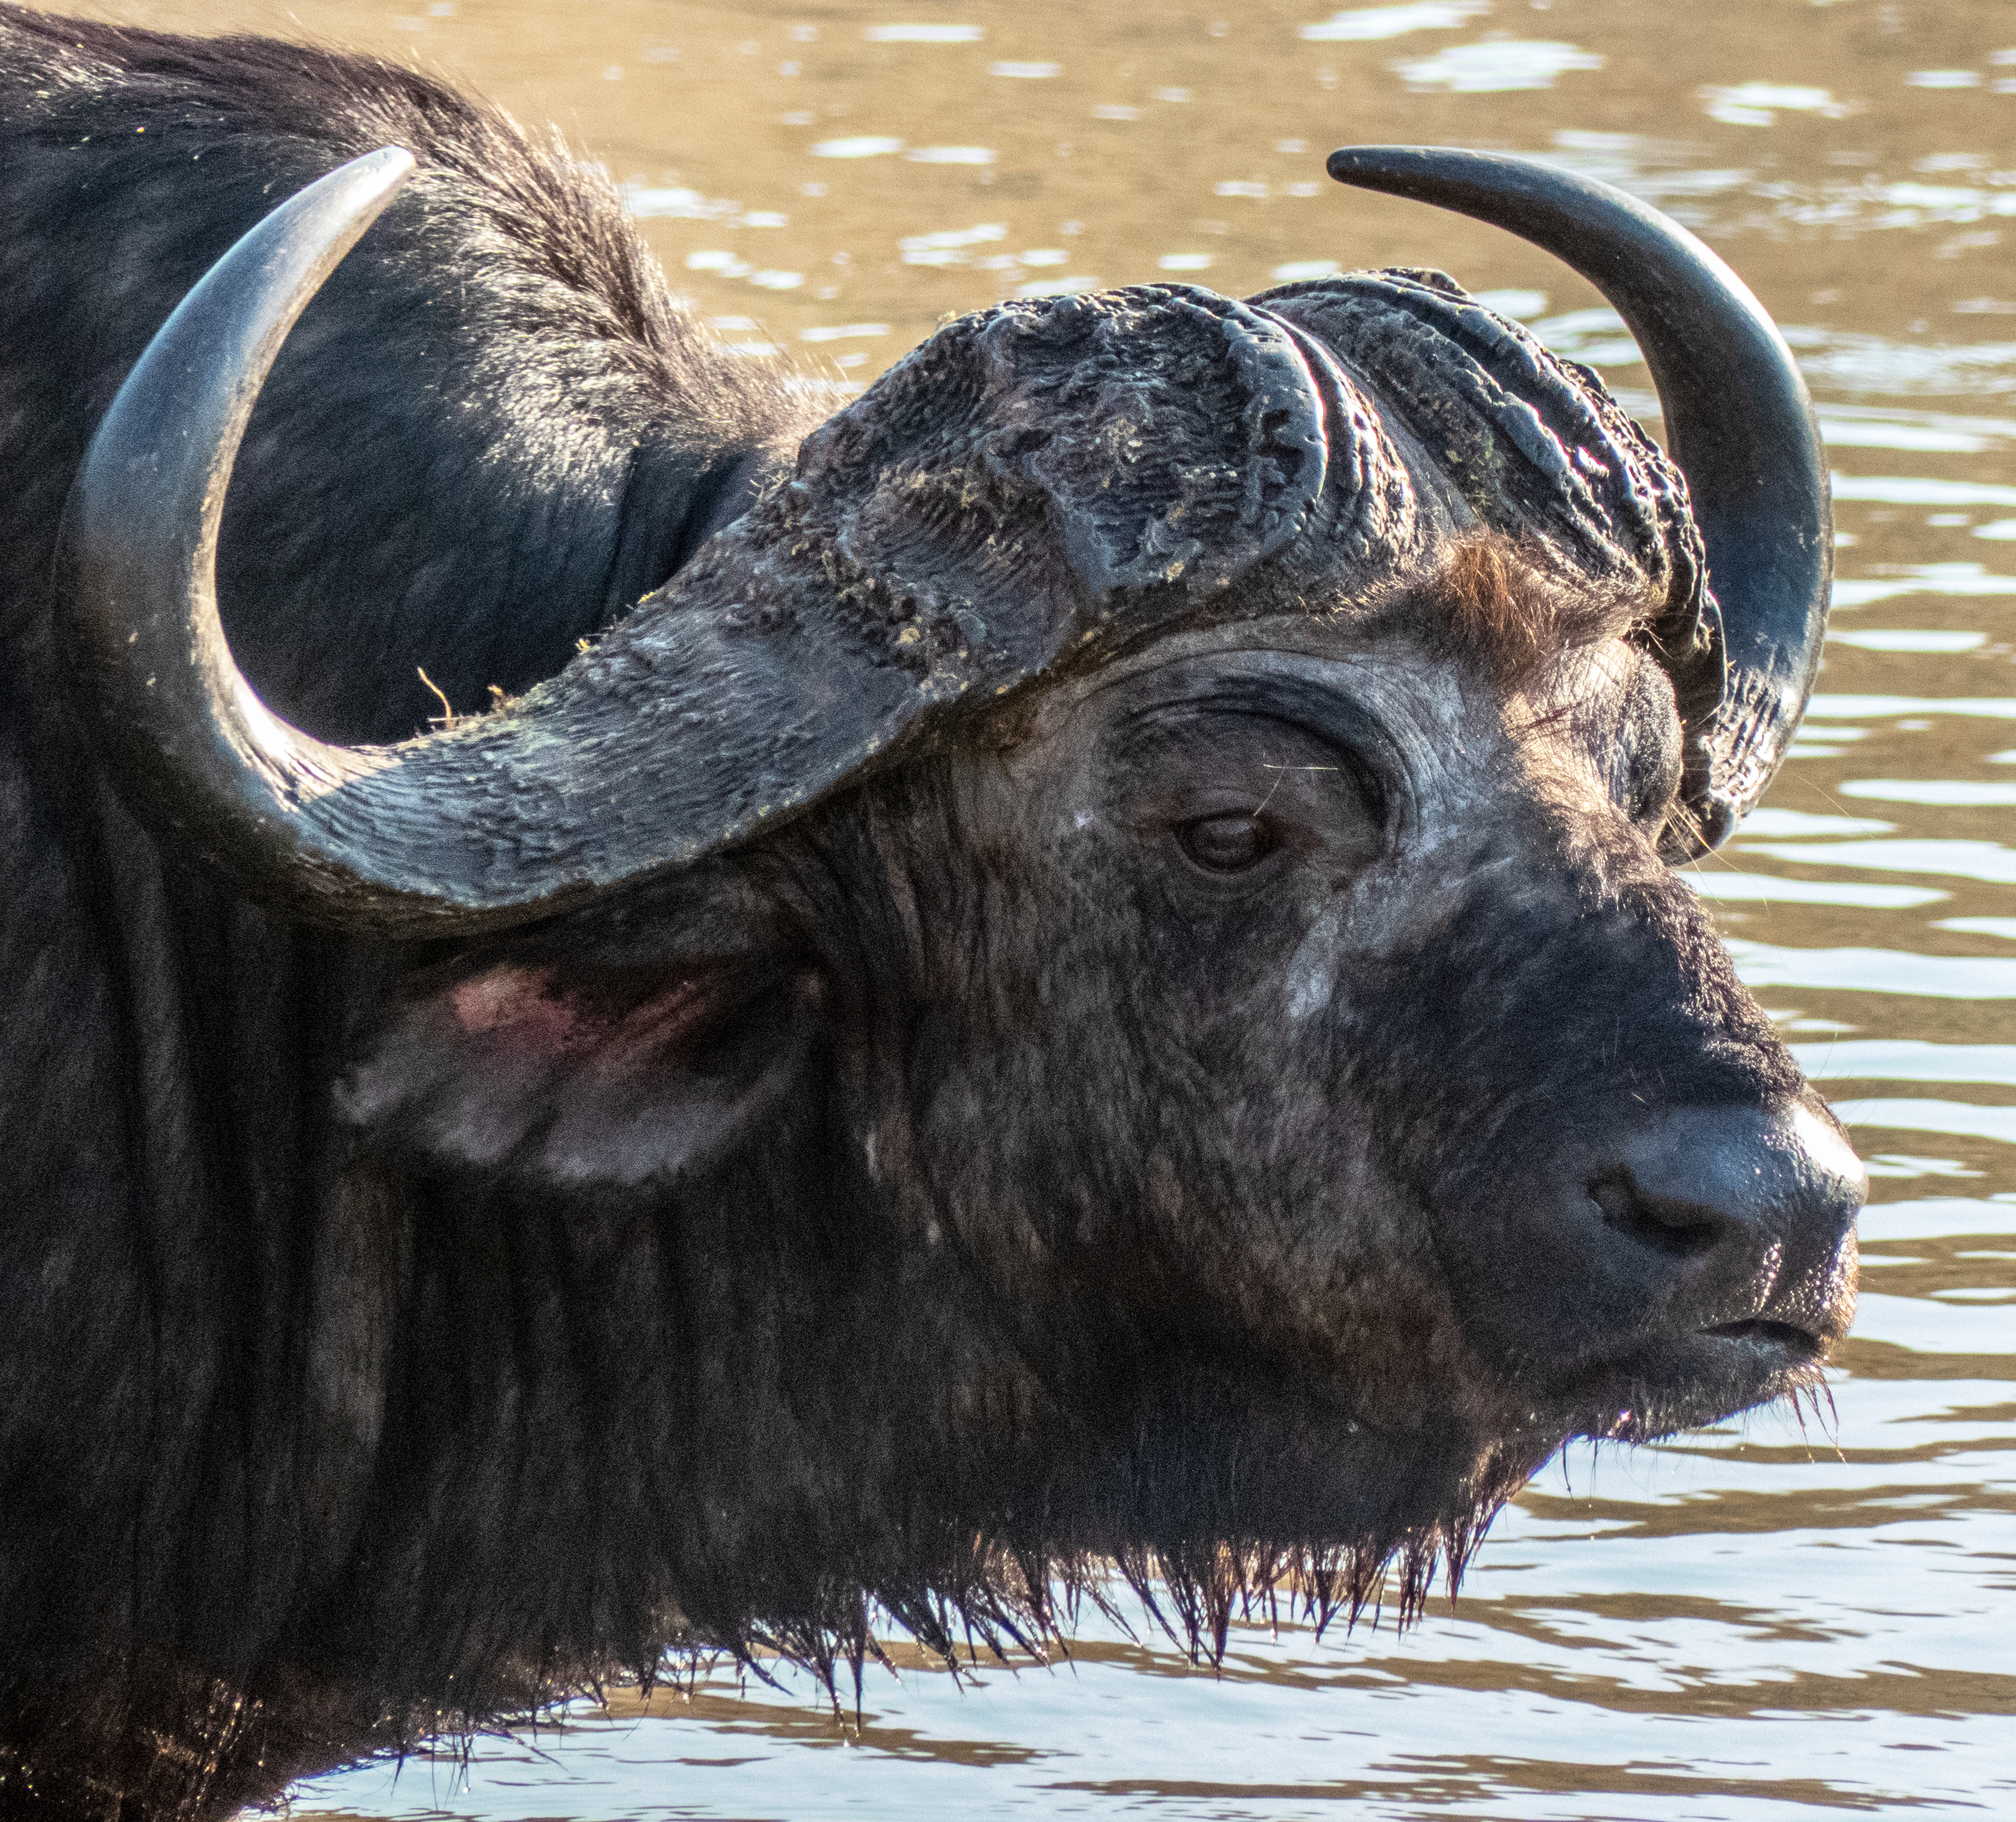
[1426,532,1658,687]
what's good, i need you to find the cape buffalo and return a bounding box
[0,8,1861,1818]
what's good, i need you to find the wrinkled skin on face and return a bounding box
[858,586,1851,1536]
[345,549,1858,1670]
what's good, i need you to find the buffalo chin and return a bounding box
[678,1373,1571,1678]
[1551,1325,1836,1447]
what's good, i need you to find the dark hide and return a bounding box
[0,8,807,1811]
[0,11,1857,1821]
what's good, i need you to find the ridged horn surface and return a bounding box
[63,146,1374,937]
[1326,145,1832,852]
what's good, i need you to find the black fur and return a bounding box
[0,8,806,1811]
[0,4,799,744]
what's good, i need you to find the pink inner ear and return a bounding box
[449,966,578,1054]
[445,962,739,1071]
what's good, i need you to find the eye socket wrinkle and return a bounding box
[1111,677,1398,835]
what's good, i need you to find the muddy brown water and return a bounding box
[38,0,2016,1813]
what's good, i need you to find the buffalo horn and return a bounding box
[1325,146,1831,851]
[61,148,517,931]
[63,148,856,936]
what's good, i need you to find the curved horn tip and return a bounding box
[1316,140,1832,858]
[1324,144,1508,199]
[330,142,417,192]
[62,143,445,922]
[1324,143,1421,182]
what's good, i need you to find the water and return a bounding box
[58,0,2016,1813]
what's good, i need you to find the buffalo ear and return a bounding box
[336,953,819,1190]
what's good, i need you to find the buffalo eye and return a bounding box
[1178,812,1277,873]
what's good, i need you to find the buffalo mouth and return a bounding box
[1702,1315,1826,1360]
[1547,1314,1839,1445]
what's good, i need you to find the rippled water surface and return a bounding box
[53,0,2016,1812]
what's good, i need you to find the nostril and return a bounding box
[1588,1169,1723,1259]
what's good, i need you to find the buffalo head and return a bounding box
[59,145,1859,1669]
